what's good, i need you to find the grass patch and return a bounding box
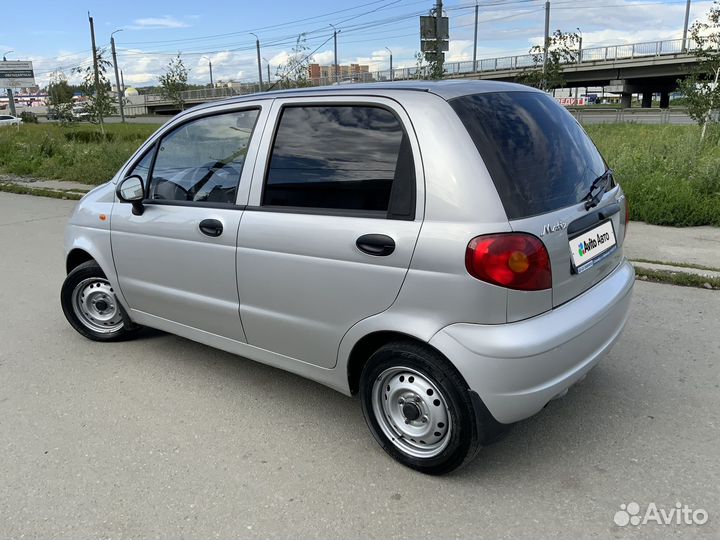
[635,266,720,290]
[0,123,158,185]
[585,124,720,227]
[0,182,83,200]
[631,257,720,273]
[1,123,719,227]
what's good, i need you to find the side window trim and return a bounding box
[146,107,261,207]
[258,102,417,221]
[121,105,264,207]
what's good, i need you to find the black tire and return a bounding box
[60,261,141,342]
[359,341,485,475]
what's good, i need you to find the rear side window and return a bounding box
[450,92,607,220]
[263,105,415,218]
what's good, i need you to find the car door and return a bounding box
[237,96,424,368]
[111,104,269,342]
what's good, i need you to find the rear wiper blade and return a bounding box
[583,169,613,210]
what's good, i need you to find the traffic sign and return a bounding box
[0,61,35,88]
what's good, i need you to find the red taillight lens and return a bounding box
[465,234,552,291]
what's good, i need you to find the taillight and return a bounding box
[465,234,552,291]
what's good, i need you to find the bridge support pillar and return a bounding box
[620,93,632,109]
[660,91,670,109]
[641,92,653,108]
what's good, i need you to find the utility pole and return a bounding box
[473,1,479,71]
[385,47,393,81]
[88,13,104,131]
[435,0,444,76]
[250,33,263,89]
[331,24,339,83]
[542,1,550,90]
[267,63,271,84]
[577,27,583,64]
[682,0,692,53]
[121,70,125,92]
[2,51,16,117]
[111,30,125,123]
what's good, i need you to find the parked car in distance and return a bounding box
[72,106,90,121]
[0,114,22,126]
[61,80,634,474]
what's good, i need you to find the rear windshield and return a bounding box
[450,91,607,220]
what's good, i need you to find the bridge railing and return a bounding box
[143,38,698,105]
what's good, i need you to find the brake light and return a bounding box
[465,234,552,291]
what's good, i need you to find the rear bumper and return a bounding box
[429,260,634,424]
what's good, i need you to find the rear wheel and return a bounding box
[359,341,482,475]
[61,261,140,342]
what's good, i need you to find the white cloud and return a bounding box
[127,16,190,30]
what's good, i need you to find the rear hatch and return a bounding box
[450,90,628,308]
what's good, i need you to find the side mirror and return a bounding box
[117,175,145,216]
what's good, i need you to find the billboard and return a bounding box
[0,61,36,88]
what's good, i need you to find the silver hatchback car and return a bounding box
[62,81,633,474]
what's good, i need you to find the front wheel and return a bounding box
[359,341,483,475]
[60,261,141,342]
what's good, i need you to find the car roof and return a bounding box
[190,79,541,113]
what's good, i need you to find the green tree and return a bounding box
[517,29,581,90]
[677,0,720,141]
[47,71,74,124]
[73,49,116,133]
[159,53,190,110]
[275,34,312,88]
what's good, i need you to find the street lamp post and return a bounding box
[201,56,214,87]
[3,50,17,116]
[575,28,583,103]
[385,47,393,81]
[110,30,125,123]
[682,0,692,53]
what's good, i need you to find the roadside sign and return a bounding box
[420,16,449,40]
[557,97,587,106]
[0,61,35,88]
[421,40,449,52]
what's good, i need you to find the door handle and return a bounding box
[356,234,395,256]
[199,218,223,237]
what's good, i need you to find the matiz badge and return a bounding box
[541,221,568,236]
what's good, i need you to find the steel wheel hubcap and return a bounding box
[71,278,123,333]
[372,367,452,459]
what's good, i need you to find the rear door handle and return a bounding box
[199,218,223,237]
[356,234,395,256]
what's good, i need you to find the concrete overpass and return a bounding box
[136,38,700,114]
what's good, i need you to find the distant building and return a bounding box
[308,63,372,83]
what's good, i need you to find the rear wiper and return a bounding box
[583,169,613,210]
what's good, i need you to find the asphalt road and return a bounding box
[0,192,718,539]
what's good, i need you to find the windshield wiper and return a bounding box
[583,169,613,210]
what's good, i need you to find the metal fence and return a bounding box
[143,38,697,105]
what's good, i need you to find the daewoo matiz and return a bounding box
[62,81,633,474]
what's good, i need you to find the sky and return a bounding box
[0,0,715,89]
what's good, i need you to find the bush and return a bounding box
[19,111,38,124]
